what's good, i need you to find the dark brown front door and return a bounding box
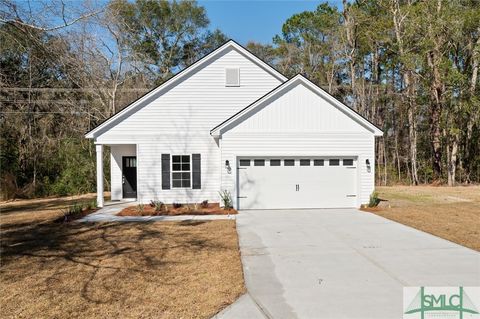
[122,156,137,198]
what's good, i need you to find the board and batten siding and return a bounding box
[219,82,376,207]
[96,47,283,203]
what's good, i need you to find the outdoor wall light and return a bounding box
[225,160,231,174]
[366,159,371,173]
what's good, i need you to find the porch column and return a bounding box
[96,144,104,208]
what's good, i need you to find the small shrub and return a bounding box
[86,199,97,210]
[368,191,381,207]
[219,190,233,209]
[150,200,164,212]
[173,202,183,209]
[200,200,209,208]
[136,203,145,212]
[62,202,84,217]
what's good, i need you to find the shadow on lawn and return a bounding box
[0,196,97,215]
[1,218,230,305]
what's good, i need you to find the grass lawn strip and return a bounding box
[363,186,480,251]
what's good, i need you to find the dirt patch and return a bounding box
[118,203,238,216]
[0,197,245,318]
[364,186,480,251]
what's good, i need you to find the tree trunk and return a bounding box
[464,29,480,182]
[406,75,419,185]
[447,133,459,186]
[427,0,445,182]
[427,49,444,180]
[383,136,388,186]
[342,0,357,111]
[391,0,419,185]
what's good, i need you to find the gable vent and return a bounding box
[225,68,240,87]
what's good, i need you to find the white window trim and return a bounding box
[171,154,192,189]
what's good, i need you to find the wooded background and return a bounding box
[1,0,479,199]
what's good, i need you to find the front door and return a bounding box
[122,156,137,198]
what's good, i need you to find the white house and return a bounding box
[85,40,383,209]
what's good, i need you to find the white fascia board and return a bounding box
[85,40,287,139]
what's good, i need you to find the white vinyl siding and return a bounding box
[96,48,282,141]
[96,46,379,208]
[96,47,282,204]
[136,136,219,203]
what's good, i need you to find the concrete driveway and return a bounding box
[235,209,480,319]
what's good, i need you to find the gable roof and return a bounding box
[85,39,288,139]
[210,74,384,137]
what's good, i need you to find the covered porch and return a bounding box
[95,144,137,207]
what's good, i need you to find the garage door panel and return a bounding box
[238,158,357,209]
[239,166,299,209]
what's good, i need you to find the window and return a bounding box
[329,159,340,166]
[254,159,265,166]
[284,159,295,166]
[270,159,281,166]
[172,155,191,188]
[343,159,354,166]
[225,68,240,87]
[125,158,136,167]
[313,159,324,166]
[300,159,310,166]
[239,159,250,166]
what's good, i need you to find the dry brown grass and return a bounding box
[363,185,480,251]
[0,193,100,226]
[0,196,245,318]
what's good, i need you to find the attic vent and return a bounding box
[225,68,240,87]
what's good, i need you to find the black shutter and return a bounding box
[161,154,170,189]
[192,154,201,189]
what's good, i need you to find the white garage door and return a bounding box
[237,158,357,209]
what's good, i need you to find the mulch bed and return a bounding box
[117,203,238,216]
